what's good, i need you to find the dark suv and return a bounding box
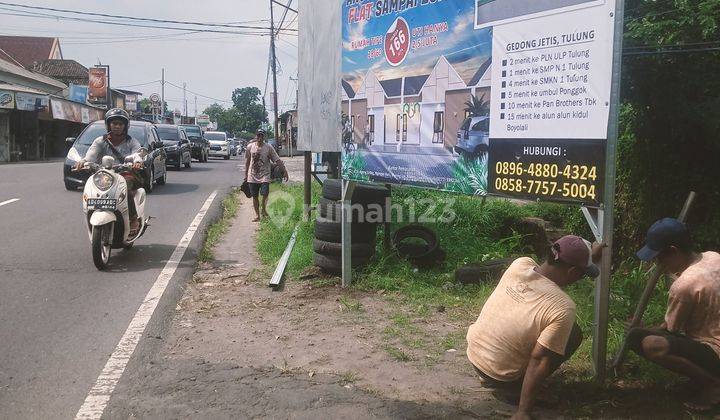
[180,124,210,162]
[156,124,192,170]
[64,120,168,192]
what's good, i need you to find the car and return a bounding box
[227,138,238,156]
[205,131,230,160]
[64,120,168,192]
[179,124,210,162]
[156,124,192,170]
[454,116,489,157]
[266,138,282,154]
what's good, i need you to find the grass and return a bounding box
[338,295,363,313]
[256,181,675,385]
[197,188,240,263]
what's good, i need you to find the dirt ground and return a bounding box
[104,169,713,419]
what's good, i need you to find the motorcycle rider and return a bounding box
[74,108,145,234]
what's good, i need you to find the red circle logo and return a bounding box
[384,17,410,67]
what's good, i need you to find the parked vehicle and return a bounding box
[228,138,238,156]
[179,124,210,162]
[454,116,490,157]
[75,157,150,270]
[266,138,282,154]
[205,131,230,160]
[156,124,192,170]
[64,120,167,192]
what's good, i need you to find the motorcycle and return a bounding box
[76,155,150,270]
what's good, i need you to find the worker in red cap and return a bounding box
[627,218,720,411]
[466,235,603,420]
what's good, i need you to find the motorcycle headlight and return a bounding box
[93,171,114,191]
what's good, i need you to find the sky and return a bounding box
[342,0,492,92]
[0,0,299,118]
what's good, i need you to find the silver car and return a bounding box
[455,116,489,157]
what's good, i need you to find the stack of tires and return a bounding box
[313,179,390,275]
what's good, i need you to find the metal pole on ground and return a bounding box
[592,0,625,382]
[341,180,356,287]
[303,151,312,221]
[611,191,696,370]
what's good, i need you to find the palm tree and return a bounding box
[464,94,490,117]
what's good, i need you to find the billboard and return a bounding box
[0,90,14,109]
[15,92,49,112]
[88,67,109,105]
[124,93,138,112]
[298,0,342,152]
[69,84,88,104]
[341,0,617,206]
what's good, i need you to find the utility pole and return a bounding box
[161,68,165,123]
[269,0,280,144]
[183,82,188,121]
[194,95,198,118]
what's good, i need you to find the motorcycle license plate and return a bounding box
[87,198,117,210]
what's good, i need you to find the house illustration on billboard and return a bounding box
[342,55,491,154]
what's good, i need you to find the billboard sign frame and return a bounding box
[339,0,625,379]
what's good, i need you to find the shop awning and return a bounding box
[0,83,49,112]
[50,97,104,124]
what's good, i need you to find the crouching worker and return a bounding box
[466,235,602,420]
[628,218,720,411]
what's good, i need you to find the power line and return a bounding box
[116,80,161,88]
[165,81,234,104]
[0,1,297,32]
[0,6,296,36]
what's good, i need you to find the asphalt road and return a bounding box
[0,156,243,419]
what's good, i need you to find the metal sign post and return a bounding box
[341,180,356,287]
[591,0,625,382]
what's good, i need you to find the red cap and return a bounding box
[552,235,599,278]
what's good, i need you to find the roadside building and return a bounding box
[0,36,62,69]
[0,56,103,162]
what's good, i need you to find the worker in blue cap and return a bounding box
[628,218,720,411]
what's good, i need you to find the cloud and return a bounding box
[343,18,369,51]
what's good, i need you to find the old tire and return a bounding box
[313,218,377,243]
[454,258,514,285]
[318,197,386,224]
[321,179,390,205]
[313,252,371,275]
[313,238,375,258]
[392,224,439,260]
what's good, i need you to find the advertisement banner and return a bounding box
[124,93,138,112]
[88,67,109,104]
[0,90,14,109]
[342,0,617,206]
[15,92,49,112]
[51,98,103,124]
[69,84,88,104]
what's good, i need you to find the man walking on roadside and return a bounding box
[466,235,603,420]
[244,129,287,222]
[628,218,720,411]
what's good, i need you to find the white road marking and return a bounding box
[75,190,218,420]
[0,198,19,207]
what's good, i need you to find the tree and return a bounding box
[203,103,225,123]
[138,98,167,114]
[464,94,490,117]
[611,0,720,255]
[231,87,268,133]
